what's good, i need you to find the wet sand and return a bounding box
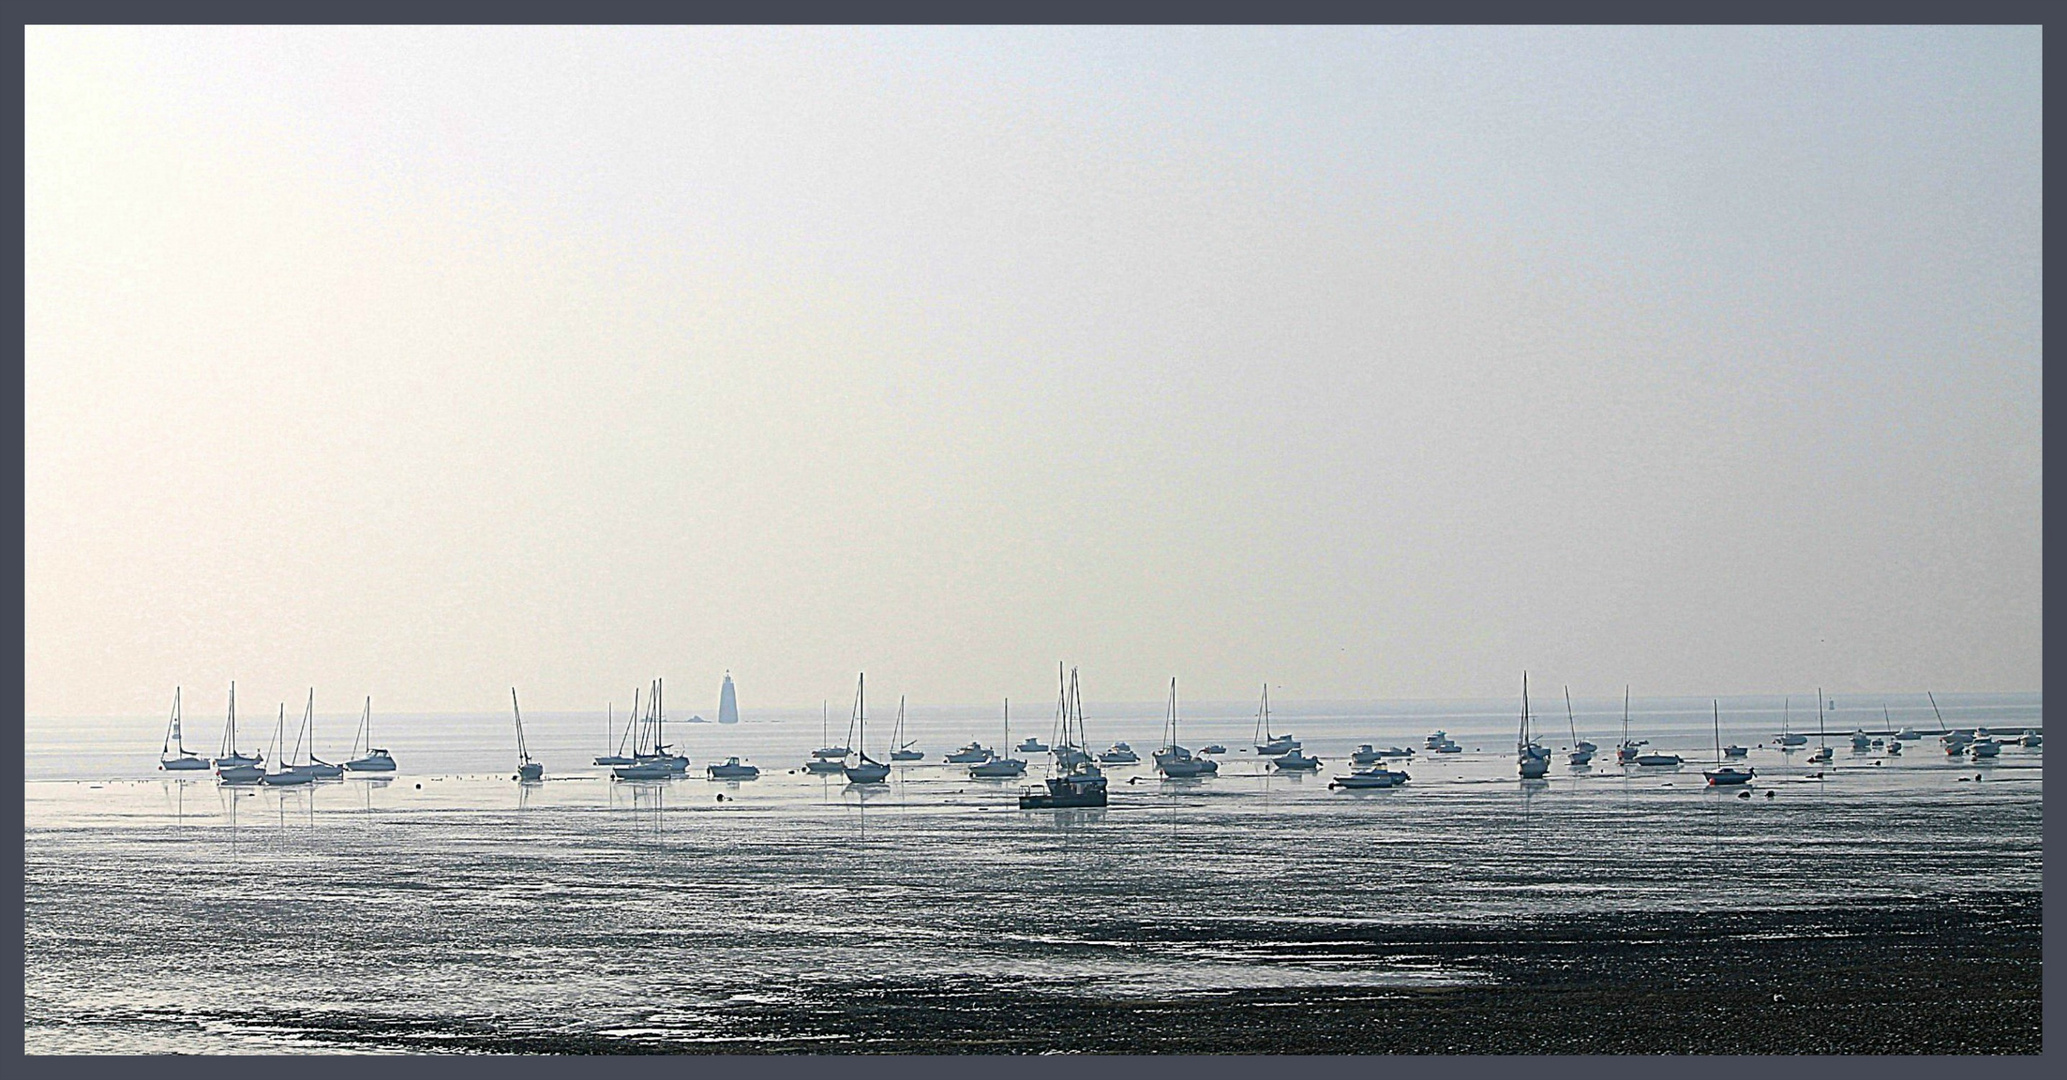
[43,891,2036,1054]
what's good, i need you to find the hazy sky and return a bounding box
[25,26,2042,716]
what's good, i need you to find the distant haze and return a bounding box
[24,26,2041,716]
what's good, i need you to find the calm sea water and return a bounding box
[23,691,2042,1053]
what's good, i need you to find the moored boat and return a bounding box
[213,682,263,771]
[707,756,760,779]
[843,674,891,784]
[1331,765,1409,789]
[343,696,397,772]
[971,699,1028,778]
[512,688,543,782]
[158,688,210,771]
[1021,668,1106,808]
[1153,679,1217,778]
[1703,701,1755,786]
[888,695,924,760]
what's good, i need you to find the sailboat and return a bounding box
[261,703,315,786]
[595,693,637,766]
[1564,686,1593,766]
[805,700,848,774]
[512,687,543,781]
[614,685,676,779]
[1882,707,1904,756]
[158,687,209,770]
[718,672,740,724]
[971,698,1028,778]
[1615,686,1644,763]
[1806,688,1834,764]
[1252,683,1299,755]
[843,674,890,783]
[343,696,396,771]
[213,681,263,771]
[889,696,925,761]
[1155,678,1217,778]
[1517,673,1550,779]
[1777,696,1807,747]
[652,679,690,773]
[293,690,345,778]
[1020,667,1107,808]
[1703,701,1755,785]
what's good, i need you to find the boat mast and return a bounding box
[1817,687,1827,747]
[222,682,238,759]
[1623,685,1630,746]
[163,687,181,757]
[1167,677,1179,751]
[1713,700,1722,764]
[512,687,532,765]
[1520,672,1530,751]
[1564,685,1578,748]
[293,690,313,767]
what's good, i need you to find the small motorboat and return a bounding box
[594,755,635,766]
[1970,739,2002,759]
[971,756,1027,778]
[1704,766,1755,786]
[1806,745,1834,765]
[1424,730,1450,749]
[1377,746,1415,758]
[811,746,852,760]
[1201,744,1227,755]
[1017,736,1049,753]
[803,758,847,774]
[1885,740,1904,756]
[1020,767,1106,808]
[890,747,925,761]
[1616,741,1644,764]
[945,741,995,764]
[613,761,673,780]
[706,757,760,779]
[1896,728,1921,741]
[1351,744,1383,765]
[1433,739,1462,754]
[1634,752,1683,767]
[1098,742,1140,764]
[2020,732,2042,748]
[1331,766,1409,790]
[1850,731,1873,752]
[1273,750,1322,771]
[1723,745,1749,758]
